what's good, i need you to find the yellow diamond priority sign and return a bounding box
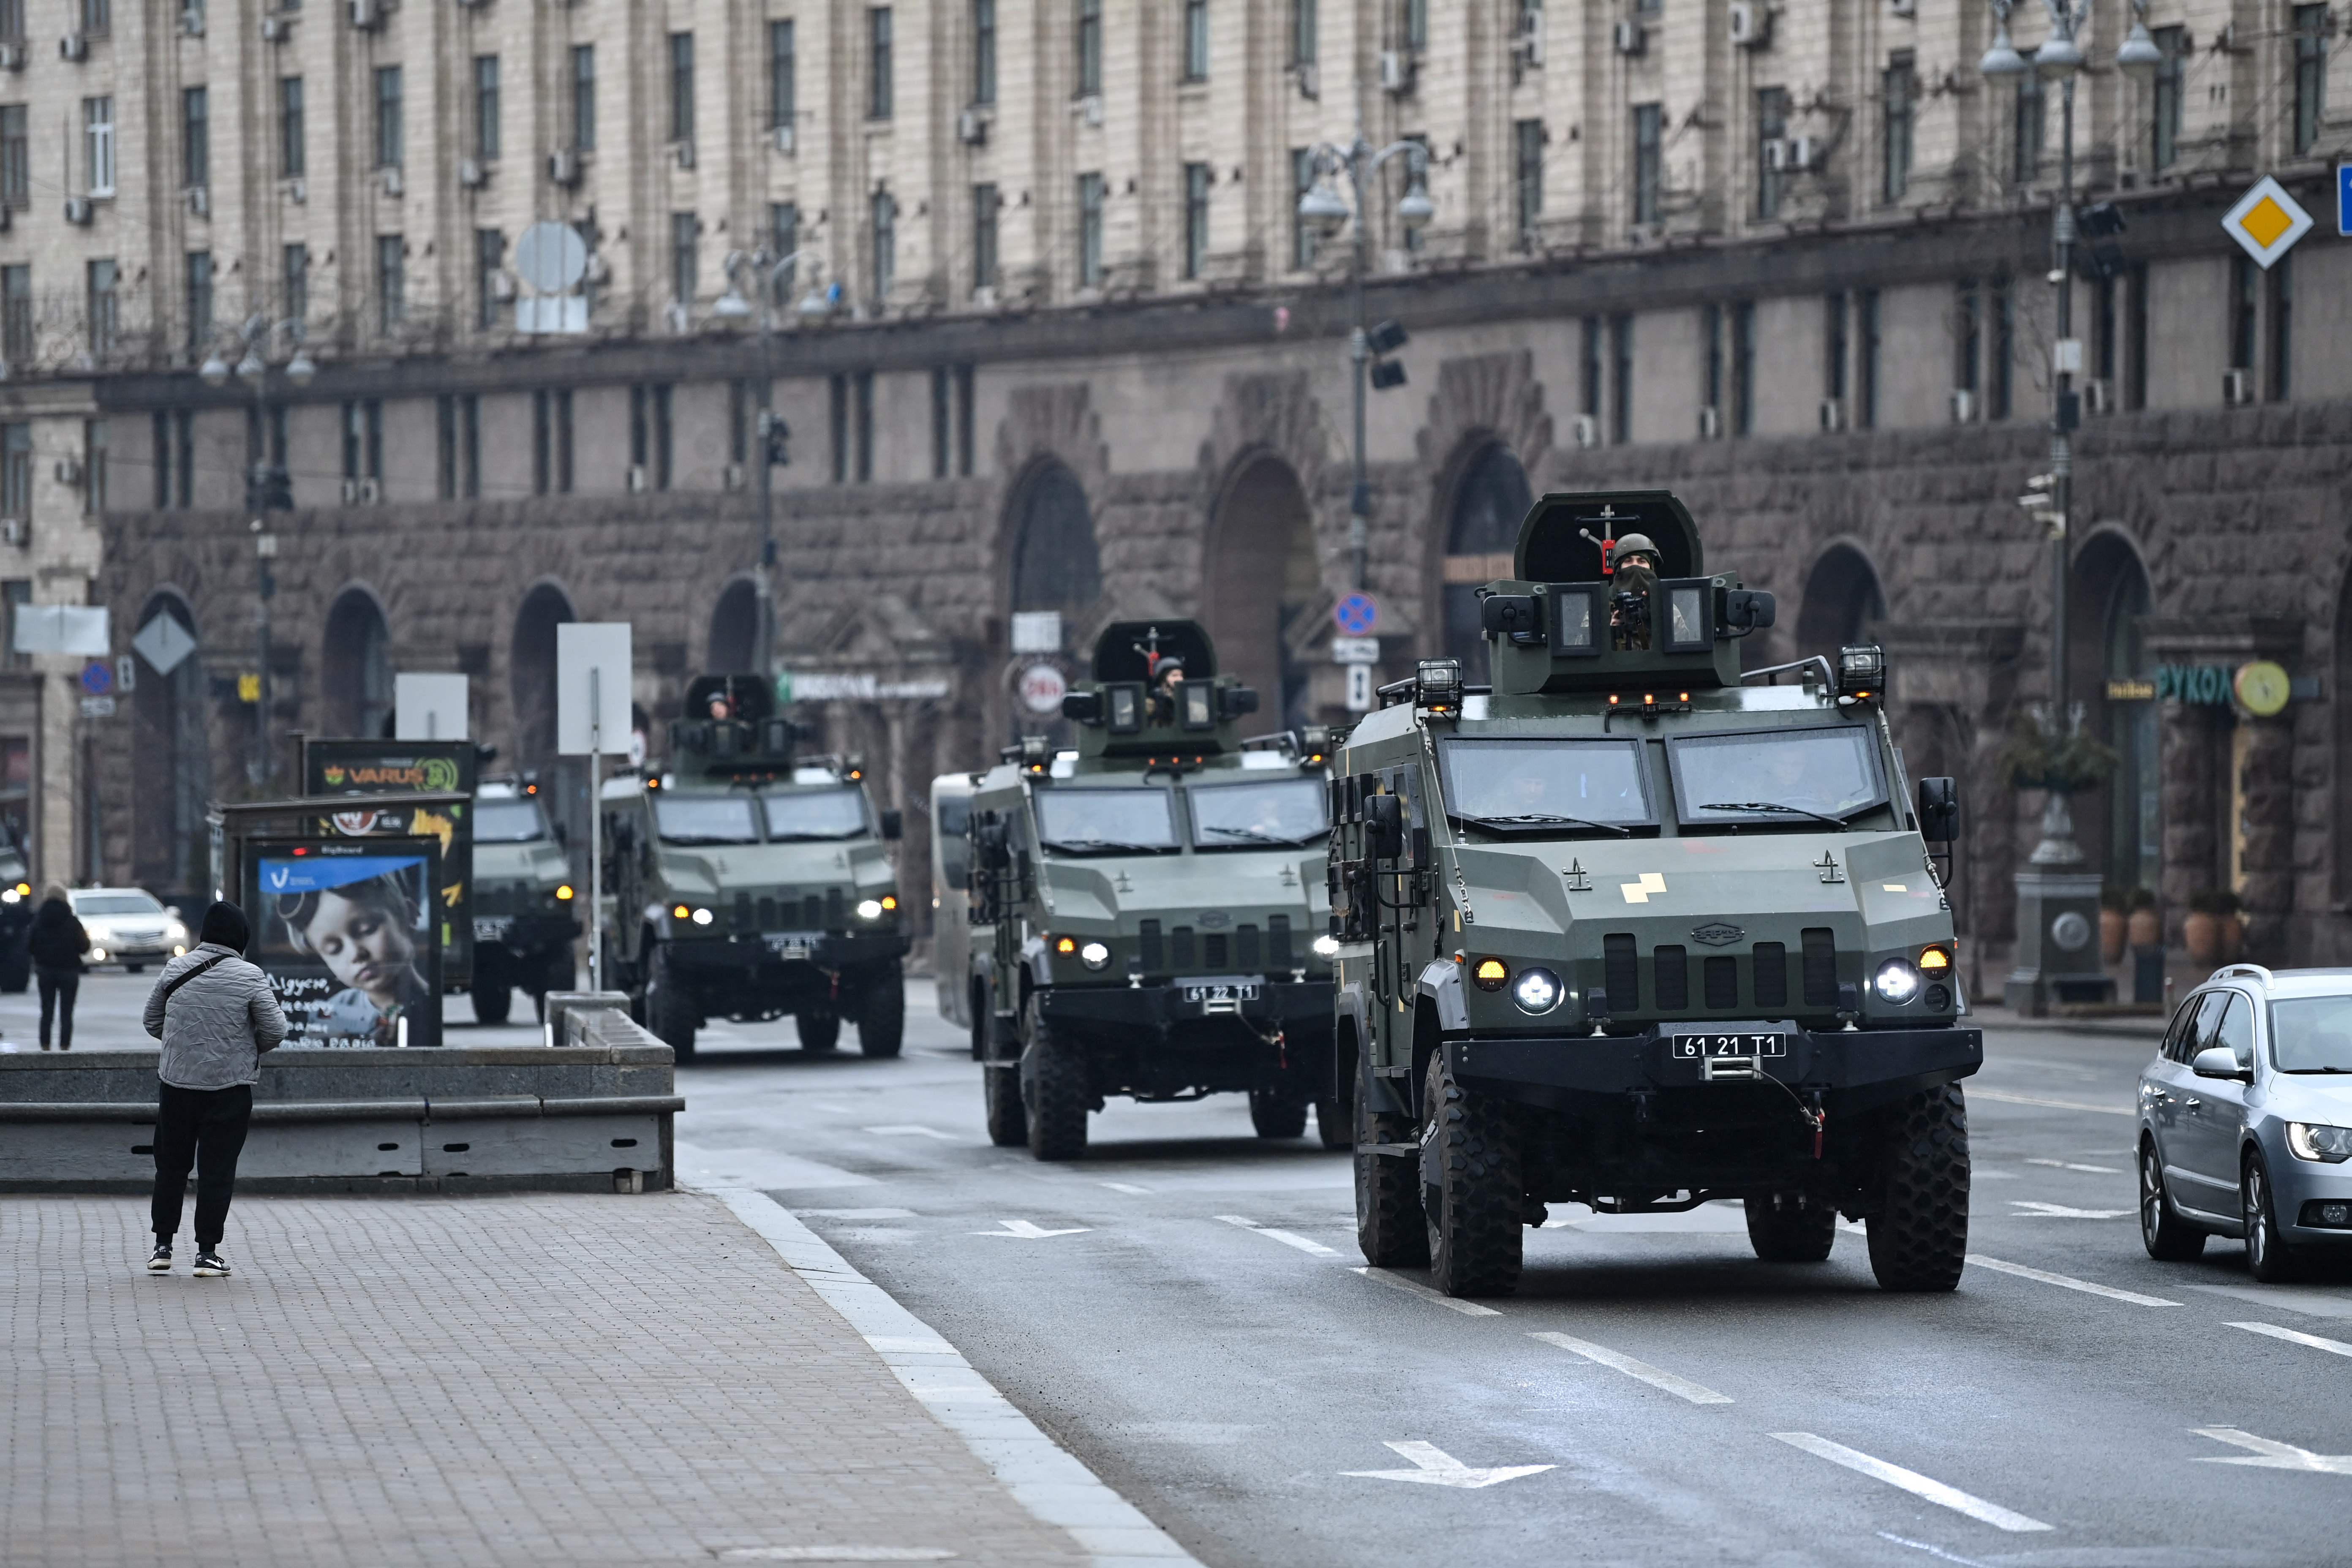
[2221,176,2313,270]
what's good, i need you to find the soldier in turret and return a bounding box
[1609,531,1660,651]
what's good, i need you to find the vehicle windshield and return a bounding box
[653,795,761,845]
[1189,778,1328,848]
[1033,788,1179,853]
[72,892,165,916]
[2269,996,2352,1073]
[474,799,550,844]
[1669,727,1886,826]
[762,787,869,841]
[1438,738,1652,833]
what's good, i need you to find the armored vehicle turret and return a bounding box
[600,673,909,1061]
[965,622,1338,1158]
[1332,492,1980,1296]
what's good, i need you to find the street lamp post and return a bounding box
[716,250,836,685]
[1298,128,1434,592]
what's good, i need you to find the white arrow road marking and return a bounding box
[2024,1157,2124,1174]
[973,1219,1091,1239]
[1340,1440,1554,1489]
[1968,1087,2135,1117]
[1964,1254,2179,1307]
[1349,1267,1505,1317]
[1770,1433,2053,1533]
[1215,1214,1340,1256]
[2191,1427,2352,1473]
[1531,1331,1733,1405]
[865,1124,956,1140]
[2008,1200,2133,1219]
[2230,1320,2352,1358]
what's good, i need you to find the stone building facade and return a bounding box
[0,0,2347,980]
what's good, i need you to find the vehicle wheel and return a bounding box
[1315,1097,1351,1152]
[796,1008,841,1054]
[969,981,988,1062]
[124,963,145,975]
[1021,994,1089,1161]
[1249,1091,1309,1140]
[983,1062,1028,1147]
[543,951,578,996]
[645,946,698,1063]
[1745,1191,1838,1262]
[1865,1083,1970,1292]
[1421,1051,1522,1297]
[855,963,905,1059]
[1355,1093,1429,1269]
[2140,1140,2208,1261]
[2243,1151,2301,1282]
[0,936,29,994]
[471,981,513,1026]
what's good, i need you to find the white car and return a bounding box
[68,888,190,973]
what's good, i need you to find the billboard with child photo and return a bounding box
[245,838,443,1049]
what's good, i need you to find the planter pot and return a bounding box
[2218,913,2244,965]
[2184,911,2221,966]
[2100,908,2129,965]
[2126,908,2161,948]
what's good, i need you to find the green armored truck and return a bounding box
[468,776,580,1024]
[966,622,1339,1159]
[600,673,910,1062]
[0,827,32,992]
[1333,491,1980,1297]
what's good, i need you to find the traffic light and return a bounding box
[758,408,790,467]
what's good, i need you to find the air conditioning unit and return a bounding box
[674,141,695,170]
[59,31,88,61]
[1613,20,1645,55]
[357,476,381,504]
[349,0,381,30]
[54,456,83,486]
[1729,2,1771,47]
[1378,50,1413,93]
[627,463,648,493]
[1515,8,1545,67]
[285,176,306,204]
[2084,378,2114,416]
[340,476,360,503]
[0,42,22,69]
[180,6,204,35]
[956,109,985,146]
[548,148,581,187]
[0,520,25,547]
[380,166,404,197]
[1949,387,1977,423]
[1763,138,1791,171]
[1698,405,1722,440]
[1075,94,1104,126]
[584,253,610,284]
[458,158,485,189]
[2223,367,2254,406]
[1818,398,1847,431]
[490,271,516,301]
[187,186,209,218]
[776,122,798,153]
[1786,135,1816,171]
[1572,413,1599,449]
[63,196,92,225]
[1296,62,1319,98]
[722,463,745,492]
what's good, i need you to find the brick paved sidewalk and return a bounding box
[3,1192,1091,1568]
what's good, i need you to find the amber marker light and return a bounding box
[1055,936,1077,955]
[1919,945,1952,972]
[881,894,898,911]
[1472,957,1510,992]
[672,904,691,920]
[556,885,575,901]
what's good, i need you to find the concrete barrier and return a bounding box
[0,997,680,1194]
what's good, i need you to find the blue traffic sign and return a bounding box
[79,660,112,696]
[2338,163,2351,237]
[1334,593,1380,636]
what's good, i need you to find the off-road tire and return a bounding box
[645,946,698,1063]
[471,948,513,1026]
[796,1008,841,1054]
[2243,1150,2301,1282]
[1745,1191,1838,1263]
[983,1062,1028,1146]
[855,963,906,1058]
[1422,1051,1523,1297]
[1315,1097,1351,1152]
[1865,1083,1970,1292]
[1355,1096,1429,1268]
[1249,1091,1309,1140]
[1021,995,1089,1161]
[2139,1140,2208,1261]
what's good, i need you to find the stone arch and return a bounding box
[709,578,760,676]
[1205,450,1320,730]
[1433,439,1535,682]
[2071,527,2157,891]
[1794,542,1887,663]
[1004,458,1104,623]
[128,591,209,896]
[511,582,574,768]
[321,586,393,739]
[1416,351,1552,662]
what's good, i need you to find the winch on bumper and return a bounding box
[666,930,909,980]
[1038,976,1335,1038]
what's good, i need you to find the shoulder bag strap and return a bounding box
[158,953,234,1009]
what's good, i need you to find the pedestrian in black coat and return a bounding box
[27,885,89,1051]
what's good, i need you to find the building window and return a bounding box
[343,400,382,483]
[1405,0,1427,49]
[1184,0,1209,80]
[474,55,500,160]
[533,390,574,496]
[1077,173,1104,288]
[0,105,23,210]
[1077,0,1102,96]
[669,33,694,143]
[2269,253,2293,400]
[2013,73,2044,185]
[185,252,213,356]
[572,46,596,150]
[1990,276,2014,419]
[854,371,875,483]
[769,21,795,131]
[1184,162,1210,279]
[2294,4,2328,156]
[872,190,897,301]
[476,229,505,330]
[437,397,457,499]
[84,97,114,196]
[654,386,673,490]
[974,0,997,104]
[1731,301,1755,436]
[671,212,697,306]
[771,204,800,289]
[932,367,952,479]
[375,67,402,168]
[86,259,117,357]
[283,244,308,331]
[973,184,999,292]
[1631,103,1662,226]
[1755,87,1787,220]
[1701,302,1722,424]
[2123,263,2148,411]
[377,236,405,333]
[1955,278,1981,405]
[182,87,208,190]
[1824,291,1848,405]
[956,363,976,476]
[1883,52,1916,203]
[2230,252,2257,371]
[1856,288,1881,429]
[829,374,848,484]
[1291,149,1315,269]
[83,419,106,515]
[2094,272,2118,387]
[278,77,304,178]
[81,0,107,31]
[870,8,894,119]
[1,425,28,522]
[1579,314,1602,421]
[1514,120,1544,248]
[0,0,20,36]
[2152,27,2185,170]
[1609,314,1633,445]
[1292,0,1316,64]
[0,265,27,368]
[151,412,168,507]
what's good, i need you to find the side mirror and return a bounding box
[1061,691,1103,724]
[1917,777,1958,844]
[1480,593,1542,644]
[1217,685,1260,721]
[879,809,904,841]
[1363,793,1404,862]
[2191,1045,2252,1081]
[1722,589,1776,632]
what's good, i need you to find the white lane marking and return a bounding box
[2230,1320,2352,1358]
[2190,1427,2352,1474]
[1769,1433,2053,1533]
[2007,1200,2133,1219]
[1340,1440,1554,1489]
[717,1549,958,1562]
[1963,1254,2180,1307]
[2184,1282,2352,1320]
[1973,1170,2022,1180]
[1349,1267,1505,1317]
[1214,1214,1340,1256]
[2024,1157,2123,1174]
[712,1191,1200,1565]
[1099,1182,1154,1195]
[973,1219,1091,1239]
[1530,1331,1734,1405]
[1968,1087,2135,1117]
[675,1139,877,1190]
[865,1124,957,1140]
[802,1208,920,1220]
[1876,1533,1994,1567]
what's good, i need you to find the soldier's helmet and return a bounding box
[1612,531,1659,563]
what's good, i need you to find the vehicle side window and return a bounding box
[2161,996,2204,1062]
[2213,994,2255,1071]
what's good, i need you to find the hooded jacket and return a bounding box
[27,898,90,972]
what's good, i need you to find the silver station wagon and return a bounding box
[2139,966,2352,1280]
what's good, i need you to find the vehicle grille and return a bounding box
[1269,915,1293,966]
[825,888,845,928]
[1604,933,1640,1011]
[802,894,823,928]
[475,887,514,918]
[1139,919,1164,970]
[1172,926,1196,967]
[1753,942,1788,1010]
[1802,928,1838,1007]
[1704,955,1739,1010]
[1204,933,1228,967]
[1235,924,1260,969]
[736,892,754,929]
[758,896,779,928]
[1652,945,1688,1010]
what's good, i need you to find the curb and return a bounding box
[711,1187,1201,1568]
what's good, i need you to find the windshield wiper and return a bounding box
[1699,800,1861,828]
[1461,812,1631,838]
[1043,836,1173,853]
[2282,1065,2352,1074]
[1200,824,1319,846]
[769,830,864,842]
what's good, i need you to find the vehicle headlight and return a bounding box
[1511,966,1561,1014]
[855,898,884,920]
[0,889,17,905]
[1312,934,1340,958]
[690,907,713,926]
[1873,958,1921,1004]
[2287,1123,2352,1163]
[90,946,107,962]
[172,945,187,957]
[165,920,188,945]
[1080,941,1111,971]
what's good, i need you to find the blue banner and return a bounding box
[258,855,426,895]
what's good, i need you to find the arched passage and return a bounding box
[1439,442,1533,682]
[129,593,209,896]
[321,588,392,738]
[511,583,580,849]
[2070,533,2157,892]
[1205,454,1319,730]
[709,580,759,676]
[1008,461,1102,623]
[2338,566,2352,906]
[1794,544,1888,664]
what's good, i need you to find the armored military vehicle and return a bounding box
[929,772,979,1048]
[469,776,580,1024]
[599,674,910,1062]
[1331,491,1979,1297]
[965,621,1339,1159]
[0,827,33,993]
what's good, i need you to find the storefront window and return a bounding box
[2101,566,2158,892]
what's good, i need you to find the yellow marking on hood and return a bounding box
[1882,882,1908,893]
[1620,872,1668,904]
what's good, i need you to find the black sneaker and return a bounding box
[192,1251,231,1278]
[146,1242,172,1273]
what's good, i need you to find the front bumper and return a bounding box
[2267,1132,2352,1244]
[475,910,581,955]
[667,930,909,982]
[1040,977,1335,1036]
[1447,1024,1982,1118]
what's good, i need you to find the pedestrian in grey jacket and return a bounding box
[142,901,287,1278]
